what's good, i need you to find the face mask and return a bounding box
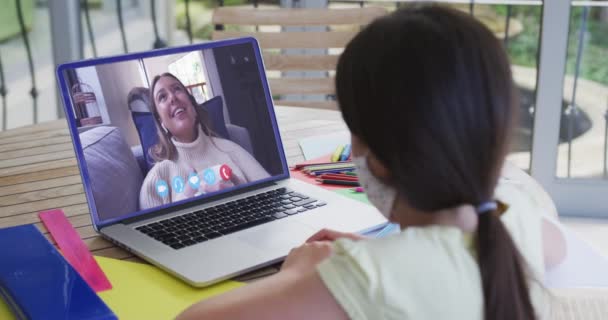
[352,154,397,219]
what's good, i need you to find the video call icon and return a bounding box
[172,176,185,194]
[219,164,232,181]
[188,172,200,190]
[155,180,169,198]
[203,168,217,185]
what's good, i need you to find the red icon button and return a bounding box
[219,164,232,181]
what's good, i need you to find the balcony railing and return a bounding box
[1,0,608,180]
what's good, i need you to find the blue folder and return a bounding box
[0,224,116,320]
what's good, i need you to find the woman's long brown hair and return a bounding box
[336,5,535,319]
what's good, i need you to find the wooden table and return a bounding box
[0,106,348,264]
[3,105,606,318]
[0,104,559,269]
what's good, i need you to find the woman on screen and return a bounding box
[139,73,269,209]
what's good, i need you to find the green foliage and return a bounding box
[0,0,34,43]
[175,0,248,40]
[505,7,542,69]
[497,6,608,86]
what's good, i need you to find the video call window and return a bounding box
[63,43,284,222]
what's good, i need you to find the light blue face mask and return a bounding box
[352,154,397,219]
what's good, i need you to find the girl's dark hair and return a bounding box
[149,72,216,161]
[336,5,534,320]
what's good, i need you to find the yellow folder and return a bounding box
[0,256,243,320]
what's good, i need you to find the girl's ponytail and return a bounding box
[476,204,535,320]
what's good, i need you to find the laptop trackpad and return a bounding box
[237,221,314,253]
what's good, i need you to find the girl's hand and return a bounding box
[306,228,366,243]
[281,241,333,274]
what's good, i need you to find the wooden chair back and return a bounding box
[212,7,388,109]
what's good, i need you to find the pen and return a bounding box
[375,223,399,238]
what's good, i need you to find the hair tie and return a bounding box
[476,201,497,215]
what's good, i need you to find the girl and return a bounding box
[177,5,563,319]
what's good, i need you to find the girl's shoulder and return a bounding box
[317,229,483,319]
[330,227,478,281]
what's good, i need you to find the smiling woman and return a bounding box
[139,72,270,209]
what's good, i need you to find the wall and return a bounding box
[95,60,146,147]
[75,66,111,124]
[143,54,181,81]
[202,49,231,123]
[213,43,283,175]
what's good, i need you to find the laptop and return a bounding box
[56,37,386,287]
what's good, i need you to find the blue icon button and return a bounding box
[188,172,200,190]
[202,168,216,185]
[172,176,185,194]
[155,180,169,198]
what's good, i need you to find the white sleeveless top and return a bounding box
[317,181,549,319]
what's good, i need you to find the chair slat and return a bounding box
[211,6,388,110]
[274,99,338,110]
[269,78,335,95]
[212,7,387,26]
[213,31,357,49]
[263,54,339,71]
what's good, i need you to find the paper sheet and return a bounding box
[0,299,15,320]
[298,132,350,160]
[95,256,243,319]
[544,226,608,288]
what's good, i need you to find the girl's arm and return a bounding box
[176,242,349,320]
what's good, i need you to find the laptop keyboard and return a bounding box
[135,188,326,250]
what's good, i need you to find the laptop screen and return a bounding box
[57,38,289,227]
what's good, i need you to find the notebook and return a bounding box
[56,37,386,287]
[0,224,116,320]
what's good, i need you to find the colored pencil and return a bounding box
[304,166,355,175]
[318,174,359,181]
[331,145,345,162]
[339,144,351,161]
[310,168,356,176]
[294,161,351,170]
[316,179,360,186]
[302,161,355,170]
[318,172,358,179]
